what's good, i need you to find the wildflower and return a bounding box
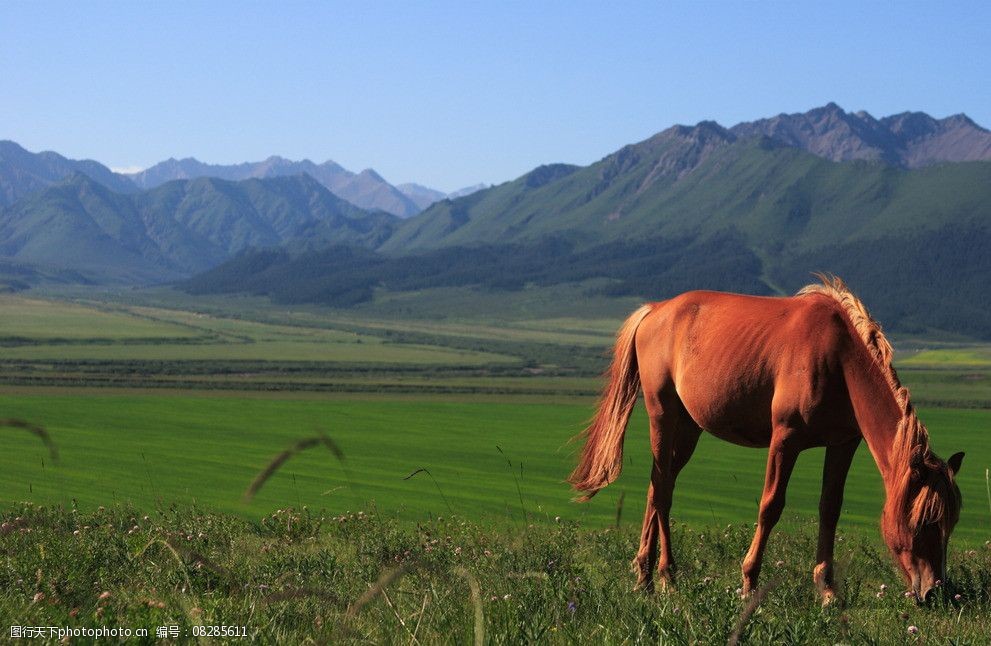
[555,516,561,522]
[775,560,784,567]
[954,594,962,602]
[32,592,44,603]
[880,584,887,591]
[483,550,492,557]
[567,601,577,614]
[99,591,112,600]
[503,594,511,600]
[907,625,919,635]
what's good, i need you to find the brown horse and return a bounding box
[569,276,964,603]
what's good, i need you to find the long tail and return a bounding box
[568,303,653,502]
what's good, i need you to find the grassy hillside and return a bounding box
[382,135,991,253]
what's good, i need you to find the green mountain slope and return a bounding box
[190,126,991,336]
[0,173,397,284]
[383,128,991,255]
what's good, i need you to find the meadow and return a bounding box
[2,291,990,643]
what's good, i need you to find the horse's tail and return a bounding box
[568,303,653,502]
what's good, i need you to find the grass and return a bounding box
[0,339,512,363]
[0,295,200,340]
[0,393,987,546]
[901,347,991,368]
[2,503,989,644]
[2,290,990,642]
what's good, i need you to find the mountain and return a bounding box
[396,183,448,211]
[397,182,492,210]
[192,107,991,337]
[446,183,490,199]
[128,156,423,218]
[0,140,137,207]
[378,122,739,252]
[383,109,991,254]
[0,173,397,283]
[729,102,991,167]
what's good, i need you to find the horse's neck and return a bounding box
[841,345,905,484]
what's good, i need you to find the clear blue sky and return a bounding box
[2,1,988,192]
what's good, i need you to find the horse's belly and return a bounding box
[702,425,771,448]
[675,380,774,448]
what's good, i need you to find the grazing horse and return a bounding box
[569,276,964,603]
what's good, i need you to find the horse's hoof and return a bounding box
[820,590,837,607]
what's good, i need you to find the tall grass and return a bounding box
[1,502,988,644]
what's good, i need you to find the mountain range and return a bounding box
[0,172,396,284]
[3,103,991,336]
[1,140,476,218]
[126,156,428,218]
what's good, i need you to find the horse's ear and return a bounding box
[947,452,965,476]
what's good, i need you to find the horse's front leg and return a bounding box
[813,436,860,604]
[742,431,800,595]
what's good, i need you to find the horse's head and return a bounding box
[882,451,964,603]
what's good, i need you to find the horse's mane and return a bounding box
[797,274,952,535]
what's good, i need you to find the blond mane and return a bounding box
[797,274,949,533]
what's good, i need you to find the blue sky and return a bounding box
[2,1,988,192]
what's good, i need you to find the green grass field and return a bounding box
[2,394,987,545]
[2,291,990,643]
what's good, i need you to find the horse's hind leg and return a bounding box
[813,436,860,604]
[633,393,701,592]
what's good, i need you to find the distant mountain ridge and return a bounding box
[127,155,424,218]
[730,102,991,167]
[0,140,137,207]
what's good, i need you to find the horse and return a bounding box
[568,275,964,604]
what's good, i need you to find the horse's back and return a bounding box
[635,290,857,446]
